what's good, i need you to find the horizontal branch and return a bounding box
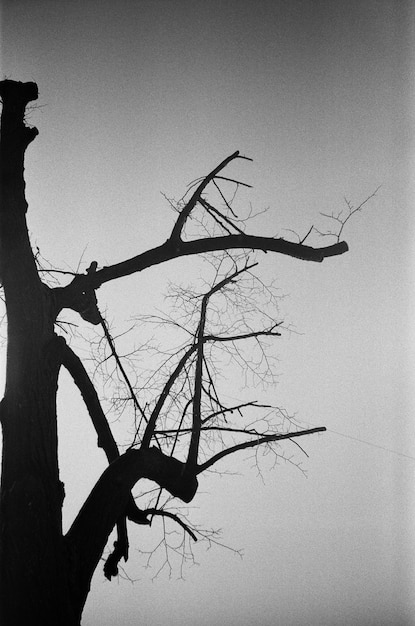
[204,325,281,343]
[99,235,347,285]
[57,235,348,306]
[201,401,272,424]
[196,427,326,473]
[156,425,275,437]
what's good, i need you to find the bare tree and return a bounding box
[0,80,364,625]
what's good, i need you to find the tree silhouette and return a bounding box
[0,80,355,625]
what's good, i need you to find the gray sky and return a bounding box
[1,1,414,624]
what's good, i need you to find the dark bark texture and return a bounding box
[0,80,76,624]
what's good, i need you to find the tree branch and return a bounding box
[154,401,272,434]
[92,235,348,287]
[54,188,348,319]
[65,447,198,612]
[199,197,246,235]
[201,401,272,424]
[145,508,198,542]
[60,339,150,583]
[184,263,255,475]
[169,151,250,241]
[97,310,149,428]
[319,186,381,242]
[60,339,120,463]
[204,324,281,343]
[196,427,326,474]
[141,345,197,448]
[184,284,205,474]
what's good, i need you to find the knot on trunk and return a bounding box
[53,262,102,325]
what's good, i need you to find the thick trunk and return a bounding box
[0,81,81,625]
[0,351,79,625]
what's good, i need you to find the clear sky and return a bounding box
[1,1,414,624]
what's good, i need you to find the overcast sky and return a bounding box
[1,1,415,625]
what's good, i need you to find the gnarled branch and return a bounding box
[65,446,199,613]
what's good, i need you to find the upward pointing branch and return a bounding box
[184,263,257,475]
[140,344,197,448]
[169,151,252,242]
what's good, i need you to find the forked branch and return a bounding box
[169,151,252,241]
[318,186,381,242]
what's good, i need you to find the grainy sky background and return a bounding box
[1,1,415,624]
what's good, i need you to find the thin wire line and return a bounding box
[219,391,415,462]
[323,427,415,461]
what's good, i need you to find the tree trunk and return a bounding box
[0,341,80,624]
[0,80,80,625]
